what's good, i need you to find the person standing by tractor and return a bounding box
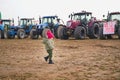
[42,26,55,64]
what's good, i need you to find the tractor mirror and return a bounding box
[69,14,73,18]
[68,15,71,18]
[103,15,105,17]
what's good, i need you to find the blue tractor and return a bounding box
[16,18,37,39]
[0,19,16,39]
[30,16,64,39]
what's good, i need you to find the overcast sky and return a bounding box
[0,0,120,25]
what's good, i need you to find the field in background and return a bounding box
[0,39,120,80]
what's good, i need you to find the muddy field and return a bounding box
[0,38,120,80]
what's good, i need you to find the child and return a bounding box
[42,26,54,64]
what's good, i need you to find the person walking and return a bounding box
[42,26,55,64]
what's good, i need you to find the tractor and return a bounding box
[30,16,64,39]
[58,11,101,40]
[0,19,15,39]
[17,18,37,39]
[99,12,120,39]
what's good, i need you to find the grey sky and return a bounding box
[0,0,120,25]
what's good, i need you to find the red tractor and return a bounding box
[58,11,101,39]
[99,12,120,39]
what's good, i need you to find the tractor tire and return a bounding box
[74,26,86,39]
[107,35,112,39]
[17,29,25,39]
[98,27,106,39]
[59,27,69,40]
[30,29,39,39]
[7,30,15,39]
[57,25,63,39]
[118,27,120,39]
[4,30,8,39]
[89,23,100,39]
[53,27,58,38]
[0,30,4,39]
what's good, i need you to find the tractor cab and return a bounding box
[0,19,14,31]
[40,16,60,30]
[107,12,120,21]
[0,19,15,39]
[19,18,35,30]
[67,11,92,29]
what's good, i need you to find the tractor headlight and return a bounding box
[66,21,71,27]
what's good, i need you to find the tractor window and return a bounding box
[53,18,58,24]
[42,18,47,23]
[81,15,86,20]
[73,15,80,20]
[27,20,32,25]
[81,14,91,22]
[2,21,10,25]
[20,20,27,25]
[48,18,52,23]
[86,14,92,21]
[110,14,120,21]
[42,18,52,23]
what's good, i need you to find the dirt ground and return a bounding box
[0,38,120,80]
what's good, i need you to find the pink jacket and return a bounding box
[47,30,54,39]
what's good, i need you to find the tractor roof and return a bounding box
[20,18,34,20]
[0,19,11,22]
[109,12,120,15]
[74,11,92,15]
[42,16,58,18]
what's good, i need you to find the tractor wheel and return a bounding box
[57,25,63,39]
[59,27,69,40]
[0,30,4,39]
[107,35,112,39]
[17,29,25,39]
[89,23,100,39]
[7,30,15,39]
[118,27,120,39]
[74,26,86,39]
[54,26,58,38]
[98,27,106,39]
[4,30,8,39]
[30,29,39,39]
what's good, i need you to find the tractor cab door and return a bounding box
[26,19,32,30]
[81,14,87,26]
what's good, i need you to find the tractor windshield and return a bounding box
[42,18,53,23]
[2,21,11,25]
[81,13,91,22]
[73,13,91,21]
[20,19,32,26]
[109,14,120,21]
[73,15,80,20]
